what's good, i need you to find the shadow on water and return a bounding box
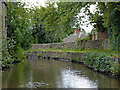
[2,55,120,88]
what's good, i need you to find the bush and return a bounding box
[109,59,120,73]
[81,52,120,73]
[2,50,13,68]
[74,57,79,62]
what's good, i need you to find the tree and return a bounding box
[102,2,120,51]
[6,2,33,62]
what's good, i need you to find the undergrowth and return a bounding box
[81,52,120,74]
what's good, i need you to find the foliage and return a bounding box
[102,2,120,51]
[109,59,120,73]
[88,2,120,51]
[2,37,16,67]
[7,37,16,57]
[2,50,13,68]
[89,3,107,32]
[81,52,120,74]
[82,52,110,71]
[2,2,31,67]
[30,2,91,43]
[7,2,33,50]
[74,57,79,62]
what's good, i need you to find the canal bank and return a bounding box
[29,40,120,79]
[27,50,120,79]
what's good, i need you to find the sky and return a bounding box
[80,5,97,33]
[22,0,96,33]
[22,0,46,7]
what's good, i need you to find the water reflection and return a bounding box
[57,69,97,88]
[2,57,120,88]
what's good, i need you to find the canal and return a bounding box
[2,56,120,88]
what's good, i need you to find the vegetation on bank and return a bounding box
[27,48,120,76]
[28,48,120,75]
[27,48,119,58]
[81,52,120,75]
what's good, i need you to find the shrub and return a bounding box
[74,57,79,62]
[2,50,13,68]
[109,59,120,73]
[81,52,120,74]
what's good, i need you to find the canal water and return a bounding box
[2,57,120,88]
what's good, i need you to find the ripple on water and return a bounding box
[20,81,49,88]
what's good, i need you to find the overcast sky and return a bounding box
[22,0,96,33]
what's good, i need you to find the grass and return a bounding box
[27,48,88,53]
[26,48,119,58]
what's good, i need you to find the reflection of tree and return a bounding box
[2,59,32,88]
